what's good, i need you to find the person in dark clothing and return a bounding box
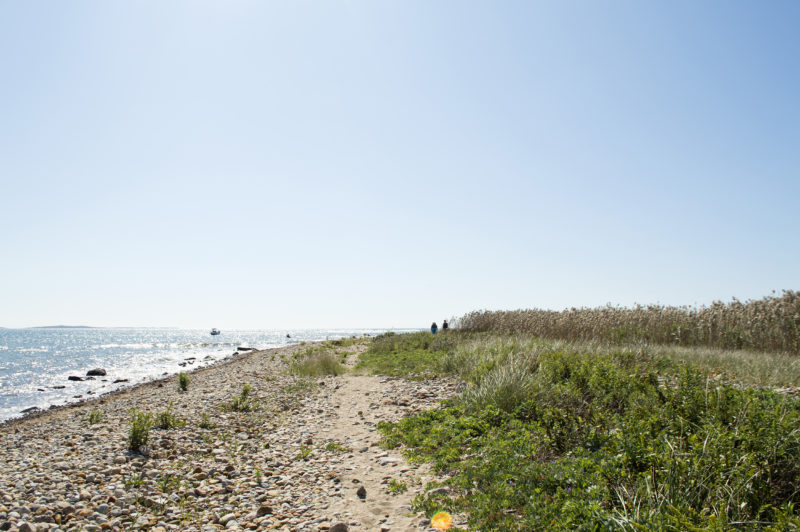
[431,322,438,334]
[442,320,449,330]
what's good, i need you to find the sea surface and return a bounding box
[0,327,398,423]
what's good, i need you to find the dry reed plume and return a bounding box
[457,290,800,354]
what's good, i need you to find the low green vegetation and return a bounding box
[355,331,460,377]
[198,412,216,429]
[178,372,190,392]
[368,332,800,530]
[155,403,185,429]
[282,378,315,396]
[124,472,144,488]
[290,344,347,376]
[87,409,102,424]
[224,383,256,412]
[127,409,154,452]
[387,479,408,495]
[295,445,313,460]
[325,441,351,453]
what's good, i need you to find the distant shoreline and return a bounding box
[29,325,96,329]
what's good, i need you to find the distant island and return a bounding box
[30,325,95,329]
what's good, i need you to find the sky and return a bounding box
[1,1,798,329]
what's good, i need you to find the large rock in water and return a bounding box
[68,376,84,381]
[86,368,106,377]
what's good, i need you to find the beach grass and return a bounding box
[290,344,347,377]
[458,290,800,354]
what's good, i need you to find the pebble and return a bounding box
[0,342,459,531]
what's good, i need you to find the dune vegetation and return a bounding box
[360,293,800,530]
[458,290,800,354]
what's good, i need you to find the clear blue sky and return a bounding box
[1,1,798,328]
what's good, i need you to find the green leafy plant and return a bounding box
[127,409,154,452]
[124,472,144,488]
[87,409,103,424]
[388,479,408,495]
[198,412,216,429]
[325,442,351,453]
[178,372,190,392]
[157,474,181,494]
[155,403,185,429]
[225,383,255,412]
[295,445,313,460]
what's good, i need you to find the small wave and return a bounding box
[18,347,50,353]
[94,343,152,349]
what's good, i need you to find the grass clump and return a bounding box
[155,403,185,429]
[224,383,256,412]
[127,409,154,452]
[87,409,103,424]
[378,333,800,530]
[198,412,216,429]
[178,372,190,392]
[290,349,346,377]
[282,378,315,398]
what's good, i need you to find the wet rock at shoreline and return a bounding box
[86,368,107,377]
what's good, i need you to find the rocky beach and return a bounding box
[0,341,459,531]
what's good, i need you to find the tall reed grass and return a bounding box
[457,290,800,354]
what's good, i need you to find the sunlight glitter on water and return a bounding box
[0,327,397,422]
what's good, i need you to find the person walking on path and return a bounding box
[442,320,449,331]
[431,322,438,334]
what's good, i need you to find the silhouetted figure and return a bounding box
[442,320,449,330]
[431,322,438,334]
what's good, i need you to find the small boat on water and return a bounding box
[210,328,220,336]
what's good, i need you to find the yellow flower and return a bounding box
[431,511,453,530]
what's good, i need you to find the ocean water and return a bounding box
[0,327,395,423]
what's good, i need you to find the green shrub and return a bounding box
[87,409,103,424]
[128,409,154,452]
[155,403,184,429]
[178,372,190,392]
[225,383,255,412]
